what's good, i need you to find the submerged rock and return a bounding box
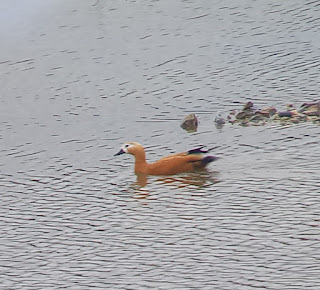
[181,113,198,132]
[278,111,293,118]
[249,114,265,123]
[313,117,320,124]
[243,101,254,110]
[236,110,253,119]
[214,113,226,129]
[255,107,277,118]
[300,101,320,116]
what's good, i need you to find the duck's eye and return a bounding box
[125,144,129,148]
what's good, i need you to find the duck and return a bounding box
[114,142,219,175]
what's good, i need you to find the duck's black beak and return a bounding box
[114,149,125,156]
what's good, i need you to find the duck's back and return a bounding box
[146,151,213,175]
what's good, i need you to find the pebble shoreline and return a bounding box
[181,101,320,132]
[226,101,320,127]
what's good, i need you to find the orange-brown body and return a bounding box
[115,142,218,175]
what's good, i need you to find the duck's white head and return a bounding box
[114,142,143,156]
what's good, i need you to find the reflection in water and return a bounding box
[134,170,220,188]
[128,170,220,200]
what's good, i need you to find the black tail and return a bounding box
[201,156,219,166]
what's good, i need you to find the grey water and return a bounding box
[1,0,320,289]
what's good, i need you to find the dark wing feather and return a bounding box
[187,145,220,155]
[187,146,206,155]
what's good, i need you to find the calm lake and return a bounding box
[1,0,320,289]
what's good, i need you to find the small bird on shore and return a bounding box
[114,142,219,175]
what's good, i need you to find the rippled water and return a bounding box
[1,0,320,289]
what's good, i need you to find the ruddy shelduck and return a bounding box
[115,142,219,175]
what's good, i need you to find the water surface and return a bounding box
[1,0,320,289]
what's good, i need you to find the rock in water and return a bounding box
[181,113,198,132]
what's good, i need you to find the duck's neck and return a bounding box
[133,150,148,173]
